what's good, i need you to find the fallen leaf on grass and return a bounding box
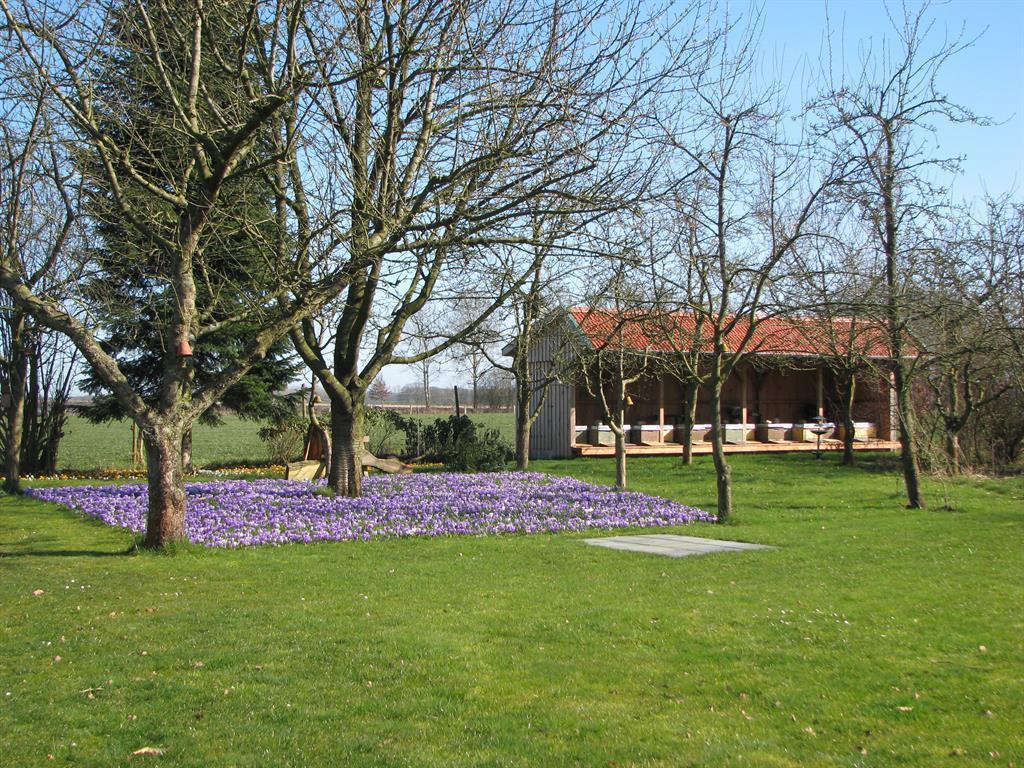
[896,706,913,712]
[129,747,165,758]
[33,589,45,596]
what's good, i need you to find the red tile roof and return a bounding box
[568,307,896,358]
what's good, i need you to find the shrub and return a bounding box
[364,407,408,456]
[423,415,512,472]
[258,412,308,465]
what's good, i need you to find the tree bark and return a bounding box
[893,364,925,508]
[680,379,698,466]
[945,428,962,475]
[842,372,856,466]
[143,424,187,548]
[329,400,364,497]
[613,379,627,489]
[181,427,194,475]
[514,380,531,470]
[943,369,963,474]
[3,317,28,493]
[709,373,732,522]
[515,418,530,472]
[614,427,627,490]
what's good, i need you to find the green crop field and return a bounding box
[56,411,517,471]
[2,453,1021,766]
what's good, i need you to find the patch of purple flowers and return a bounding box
[27,472,714,548]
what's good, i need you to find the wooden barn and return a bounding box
[513,308,902,460]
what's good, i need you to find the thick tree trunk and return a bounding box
[709,378,732,522]
[515,421,530,471]
[329,400,364,497]
[514,384,531,471]
[680,379,698,466]
[3,332,28,494]
[842,372,856,466]
[893,364,924,508]
[142,424,187,549]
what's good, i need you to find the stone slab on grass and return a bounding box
[583,533,774,558]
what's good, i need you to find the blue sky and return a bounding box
[388,0,1024,391]
[758,0,1024,201]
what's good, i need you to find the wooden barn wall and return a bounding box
[528,333,574,459]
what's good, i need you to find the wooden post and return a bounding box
[816,366,824,417]
[889,370,898,441]
[657,377,665,443]
[131,423,143,467]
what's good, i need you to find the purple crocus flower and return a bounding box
[27,473,715,548]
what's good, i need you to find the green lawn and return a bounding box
[1,454,1021,766]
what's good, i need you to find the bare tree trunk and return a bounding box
[514,376,533,470]
[329,400,364,497]
[515,418,531,471]
[680,379,698,466]
[943,370,963,475]
[614,384,627,489]
[143,424,187,548]
[2,319,28,493]
[893,364,925,508]
[945,428,962,475]
[709,375,732,522]
[842,372,856,466]
[614,428,627,489]
[181,427,194,475]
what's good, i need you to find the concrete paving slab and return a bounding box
[583,533,775,558]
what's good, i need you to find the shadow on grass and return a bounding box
[0,547,137,558]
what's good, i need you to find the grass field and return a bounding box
[2,453,1021,766]
[56,411,516,471]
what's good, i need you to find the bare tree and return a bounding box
[0,1,351,546]
[289,0,699,496]
[0,79,79,491]
[448,297,501,412]
[785,230,888,466]
[474,212,585,470]
[659,15,841,521]
[367,376,390,405]
[812,1,986,507]
[405,312,441,410]
[568,244,660,490]
[917,205,1016,473]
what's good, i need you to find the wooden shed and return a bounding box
[513,308,901,459]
